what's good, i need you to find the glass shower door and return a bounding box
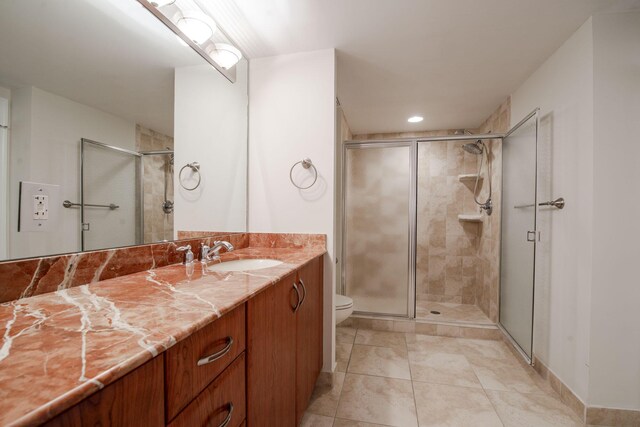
[81,139,142,251]
[343,142,415,317]
[500,110,539,359]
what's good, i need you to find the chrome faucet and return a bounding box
[201,240,235,261]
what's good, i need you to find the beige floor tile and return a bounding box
[332,419,391,427]
[405,333,463,354]
[301,412,335,427]
[468,355,553,395]
[456,337,514,360]
[336,342,353,373]
[355,329,407,349]
[307,372,346,417]
[412,382,503,426]
[347,345,411,379]
[408,351,482,388]
[486,390,582,427]
[337,327,357,344]
[336,374,418,427]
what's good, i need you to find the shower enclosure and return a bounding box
[80,138,174,252]
[341,109,540,361]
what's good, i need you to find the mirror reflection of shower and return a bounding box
[462,132,493,215]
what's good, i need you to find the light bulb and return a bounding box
[207,43,243,69]
[150,0,176,7]
[177,13,216,45]
[408,116,424,123]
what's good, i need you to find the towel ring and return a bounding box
[179,162,201,191]
[289,158,317,190]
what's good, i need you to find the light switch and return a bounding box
[33,195,49,220]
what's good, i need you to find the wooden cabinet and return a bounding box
[45,356,165,427]
[165,304,246,420]
[247,256,324,427]
[246,272,298,427]
[295,256,324,425]
[45,254,323,427]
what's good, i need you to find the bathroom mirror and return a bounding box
[0,0,248,261]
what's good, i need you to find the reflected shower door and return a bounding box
[343,142,415,317]
[500,111,538,359]
[81,139,141,251]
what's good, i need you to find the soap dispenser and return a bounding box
[177,245,194,264]
[177,245,195,278]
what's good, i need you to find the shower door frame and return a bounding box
[341,140,418,318]
[80,138,174,251]
[340,109,540,364]
[497,107,540,364]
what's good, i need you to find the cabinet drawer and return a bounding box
[168,353,246,427]
[166,304,246,421]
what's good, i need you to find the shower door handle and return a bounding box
[526,231,539,242]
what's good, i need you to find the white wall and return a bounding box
[589,11,640,411]
[510,19,594,402]
[8,86,136,259]
[0,86,9,259]
[174,60,248,234]
[248,49,336,372]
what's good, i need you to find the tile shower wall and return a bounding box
[136,125,174,243]
[474,98,510,321]
[417,138,484,305]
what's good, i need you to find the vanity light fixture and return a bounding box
[177,12,217,45]
[150,0,175,7]
[408,116,424,123]
[207,43,243,70]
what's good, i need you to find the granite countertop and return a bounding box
[0,246,325,426]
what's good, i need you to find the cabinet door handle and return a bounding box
[298,279,307,307]
[292,283,302,312]
[205,402,233,427]
[197,336,234,366]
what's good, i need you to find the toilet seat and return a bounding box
[336,294,353,310]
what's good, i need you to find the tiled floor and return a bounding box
[301,327,583,427]
[415,301,493,325]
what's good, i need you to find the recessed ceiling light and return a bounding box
[408,116,423,123]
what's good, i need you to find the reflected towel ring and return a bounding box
[179,162,201,191]
[289,158,318,190]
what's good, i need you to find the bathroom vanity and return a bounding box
[0,243,324,427]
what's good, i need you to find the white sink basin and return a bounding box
[207,258,283,272]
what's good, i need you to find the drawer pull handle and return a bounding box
[298,279,307,307]
[292,283,302,312]
[197,337,234,366]
[206,402,233,427]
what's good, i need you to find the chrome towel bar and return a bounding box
[63,200,119,210]
[514,197,565,210]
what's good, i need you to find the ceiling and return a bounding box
[212,0,640,134]
[0,0,205,136]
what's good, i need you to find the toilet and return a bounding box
[335,294,354,325]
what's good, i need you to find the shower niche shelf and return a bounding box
[458,174,483,183]
[458,214,483,223]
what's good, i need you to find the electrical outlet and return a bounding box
[19,181,59,232]
[33,195,49,220]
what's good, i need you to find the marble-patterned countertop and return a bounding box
[0,247,325,426]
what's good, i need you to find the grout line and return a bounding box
[406,331,422,427]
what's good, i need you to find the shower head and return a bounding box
[462,140,484,155]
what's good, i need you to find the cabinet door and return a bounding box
[295,256,324,424]
[246,272,298,427]
[45,356,164,427]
